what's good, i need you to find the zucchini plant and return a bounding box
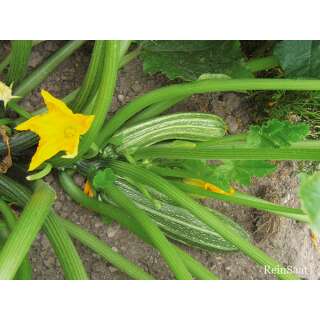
[0,40,319,280]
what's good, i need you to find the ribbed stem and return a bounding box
[52,40,120,168]
[59,172,218,280]
[110,161,300,280]
[245,56,280,73]
[0,199,33,279]
[72,41,105,112]
[14,40,85,97]
[98,78,320,146]
[127,96,187,126]
[173,182,308,222]
[0,181,55,280]
[6,40,33,85]
[0,174,88,280]
[59,216,154,280]
[135,144,320,161]
[43,212,89,280]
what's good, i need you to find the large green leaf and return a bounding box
[140,40,252,81]
[175,159,276,191]
[273,40,320,78]
[247,119,309,148]
[299,172,320,231]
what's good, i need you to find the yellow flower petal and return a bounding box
[28,138,65,171]
[61,136,80,158]
[84,180,94,198]
[41,90,73,115]
[15,90,95,171]
[183,178,235,196]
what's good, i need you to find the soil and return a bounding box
[2,41,320,279]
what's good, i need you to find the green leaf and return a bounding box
[174,159,276,191]
[273,40,320,78]
[299,172,320,231]
[247,119,309,148]
[215,160,276,187]
[140,40,252,81]
[93,168,116,190]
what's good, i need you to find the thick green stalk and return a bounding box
[0,40,43,74]
[98,79,320,146]
[134,144,320,161]
[245,56,280,73]
[14,40,85,97]
[102,183,192,280]
[0,199,33,280]
[72,41,105,112]
[43,212,89,280]
[0,174,88,280]
[59,216,154,280]
[119,41,132,59]
[0,54,11,74]
[110,161,300,280]
[119,46,141,68]
[0,181,55,280]
[173,182,308,222]
[52,40,120,168]
[59,172,218,280]
[127,96,187,126]
[6,40,33,85]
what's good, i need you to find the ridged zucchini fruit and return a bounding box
[100,178,249,251]
[0,131,38,157]
[109,113,226,153]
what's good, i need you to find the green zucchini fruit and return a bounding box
[0,131,38,157]
[100,177,249,251]
[109,113,226,153]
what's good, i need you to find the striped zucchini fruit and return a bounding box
[101,178,249,251]
[109,113,226,153]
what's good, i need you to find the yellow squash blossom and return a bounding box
[183,178,235,196]
[15,90,95,171]
[0,81,19,107]
[83,180,94,198]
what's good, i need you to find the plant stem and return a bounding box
[98,78,320,146]
[0,199,33,280]
[102,183,192,280]
[8,100,32,119]
[173,182,309,222]
[52,40,120,168]
[119,41,132,57]
[72,41,105,112]
[43,212,89,280]
[0,174,88,280]
[6,40,33,85]
[245,56,280,73]
[110,161,300,280]
[0,40,43,74]
[127,95,186,126]
[14,40,85,97]
[59,216,154,280]
[0,181,55,280]
[134,144,320,161]
[119,46,141,68]
[59,172,218,280]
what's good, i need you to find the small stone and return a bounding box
[106,224,120,238]
[109,266,118,273]
[117,94,125,102]
[111,246,119,252]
